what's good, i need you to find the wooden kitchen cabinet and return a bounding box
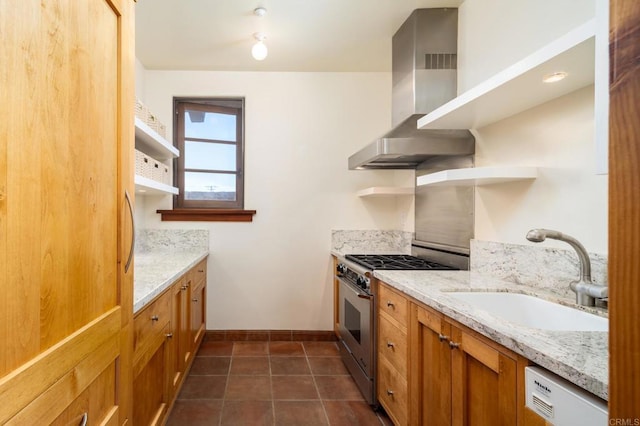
[191,261,207,349]
[134,260,207,424]
[378,282,410,426]
[410,302,452,426]
[133,289,173,425]
[0,0,135,424]
[410,302,518,426]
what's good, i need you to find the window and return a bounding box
[158,98,255,221]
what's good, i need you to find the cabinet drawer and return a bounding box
[191,259,207,286]
[378,355,408,426]
[134,288,172,357]
[378,314,408,377]
[379,282,408,327]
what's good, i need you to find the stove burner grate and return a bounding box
[345,254,457,271]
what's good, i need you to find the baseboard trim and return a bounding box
[204,330,337,342]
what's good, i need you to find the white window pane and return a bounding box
[184,172,236,201]
[185,110,236,142]
[185,141,236,171]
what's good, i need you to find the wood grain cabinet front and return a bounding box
[377,282,409,426]
[0,0,135,424]
[410,302,519,426]
[134,288,172,357]
[375,279,532,426]
[134,259,208,424]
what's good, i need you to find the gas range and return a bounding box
[337,253,458,295]
[334,252,460,406]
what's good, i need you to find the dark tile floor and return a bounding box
[166,341,393,426]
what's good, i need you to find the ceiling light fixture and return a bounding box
[542,71,568,83]
[254,7,267,17]
[251,32,268,61]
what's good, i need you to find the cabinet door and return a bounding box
[0,0,134,424]
[450,326,517,426]
[169,277,187,397]
[191,281,206,351]
[411,304,452,426]
[133,323,172,426]
[181,276,193,369]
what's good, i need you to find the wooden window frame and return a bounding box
[159,97,255,222]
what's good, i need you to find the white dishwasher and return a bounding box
[525,366,607,425]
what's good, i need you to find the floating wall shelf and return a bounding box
[135,174,179,195]
[416,167,538,187]
[417,19,596,130]
[135,117,179,160]
[356,187,414,198]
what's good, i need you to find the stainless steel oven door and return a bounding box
[337,277,373,377]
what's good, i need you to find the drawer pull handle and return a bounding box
[79,413,88,426]
[386,341,395,348]
[166,333,173,338]
[386,389,394,397]
[181,285,188,291]
[438,334,449,342]
[192,298,198,302]
[198,269,204,273]
[151,315,159,322]
[449,341,461,349]
[386,301,394,308]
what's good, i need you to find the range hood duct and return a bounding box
[349,8,474,170]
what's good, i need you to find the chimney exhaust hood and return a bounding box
[349,8,474,170]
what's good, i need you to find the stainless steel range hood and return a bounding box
[349,8,474,170]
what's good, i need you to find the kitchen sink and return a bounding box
[446,291,608,332]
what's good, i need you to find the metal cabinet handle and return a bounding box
[386,389,394,396]
[124,190,135,273]
[386,341,395,348]
[181,285,188,291]
[166,333,173,338]
[151,315,159,322]
[192,298,198,302]
[79,413,88,426]
[438,334,450,342]
[449,341,461,349]
[198,269,204,273]
[386,301,394,308]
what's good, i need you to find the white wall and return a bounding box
[474,86,607,253]
[458,0,596,92]
[456,0,607,254]
[139,71,412,330]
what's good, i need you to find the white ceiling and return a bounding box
[135,0,462,72]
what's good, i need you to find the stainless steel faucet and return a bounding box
[526,229,607,307]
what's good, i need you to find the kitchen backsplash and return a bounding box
[331,230,412,254]
[136,229,209,253]
[471,239,608,299]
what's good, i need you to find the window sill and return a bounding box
[157,209,257,222]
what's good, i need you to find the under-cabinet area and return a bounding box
[133,258,208,426]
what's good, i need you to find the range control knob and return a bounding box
[356,275,368,289]
[336,263,347,275]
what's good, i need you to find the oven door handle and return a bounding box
[357,293,372,300]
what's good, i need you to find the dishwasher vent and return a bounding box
[532,393,554,419]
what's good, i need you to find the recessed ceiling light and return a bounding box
[254,7,267,17]
[542,72,568,83]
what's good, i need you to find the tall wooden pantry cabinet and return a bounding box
[0,0,135,424]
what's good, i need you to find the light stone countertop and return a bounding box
[134,249,209,313]
[373,269,608,401]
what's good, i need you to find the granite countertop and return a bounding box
[134,249,209,313]
[373,269,608,401]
